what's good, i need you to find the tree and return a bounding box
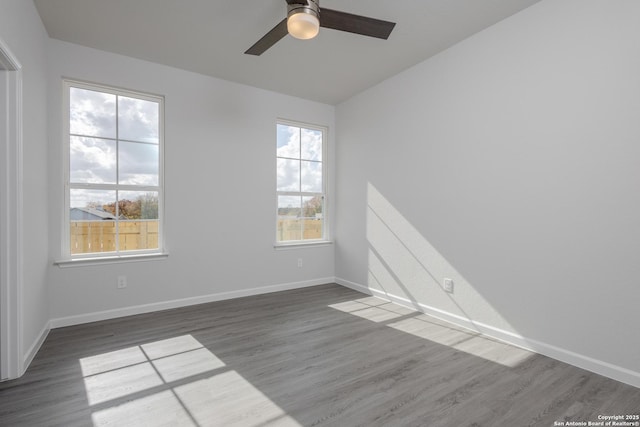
[303,196,323,218]
[101,193,158,220]
[102,199,138,219]
[85,201,102,209]
[139,193,158,219]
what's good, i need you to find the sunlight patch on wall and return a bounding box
[366,182,518,336]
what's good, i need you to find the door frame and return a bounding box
[0,37,24,381]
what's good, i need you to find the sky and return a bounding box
[69,87,160,208]
[276,124,323,206]
[68,88,323,213]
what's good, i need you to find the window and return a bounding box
[276,120,327,244]
[64,80,164,258]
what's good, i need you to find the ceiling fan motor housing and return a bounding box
[287,0,320,39]
[287,0,320,20]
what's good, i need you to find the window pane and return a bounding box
[301,128,322,161]
[70,136,116,184]
[277,158,300,192]
[117,190,159,251]
[118,96,159,143]
[118,141,159,185]
[277,124,300,159]
[70,189,117,213]
[69,189,117,254]
[118,191,159,220]
[70,87,116,139]
[278,195,301,216]
[277,195,301,242]
[302,195,323,218]
[301,160,322,193]
[302,196,323,240]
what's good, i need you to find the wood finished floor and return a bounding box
[1,284,638,427]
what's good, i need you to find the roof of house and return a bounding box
[70,207,117,220]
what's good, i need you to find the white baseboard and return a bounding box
[335,277,640,389]
[22,321,50,376]
[50,277,335,329]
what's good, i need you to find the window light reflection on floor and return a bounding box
[79,334,302,427]
[329,297,533,368]
[92,390,196,426]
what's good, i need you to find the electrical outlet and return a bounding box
[297,258,303,268]
[117,276,127,289]
[443,278,454,294]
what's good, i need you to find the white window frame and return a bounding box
[275,119,329,247]
[60,79,165,262]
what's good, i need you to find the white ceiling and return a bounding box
[34,0,541,105]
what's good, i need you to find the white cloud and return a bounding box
[70,189,116,208]
[70,136,116,184]
[118,141,159,185]
[301,128,322,161]
[118,96,159,143]
[276,124,300,159]
[277,158,300,192]
[301,160,322,192]
[278,195,300,209]
[70,87,160,187]
[70,88,116,138]
[276,125,323,192]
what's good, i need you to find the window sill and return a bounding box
[54,252,169,268]
[274,241,333,250]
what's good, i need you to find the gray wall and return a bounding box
[335,0,640,382]
[46,40,335,322]
[0,0,50,365]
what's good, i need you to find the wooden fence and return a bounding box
[277,219,323,241]
[71,218,321,253]
[70,220,158,254]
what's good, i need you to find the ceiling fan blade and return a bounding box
[245,18,289,56]
[320,8,395,40]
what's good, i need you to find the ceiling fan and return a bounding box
[245,0,396,56]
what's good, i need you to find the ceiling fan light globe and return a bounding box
[287,12,320,40]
